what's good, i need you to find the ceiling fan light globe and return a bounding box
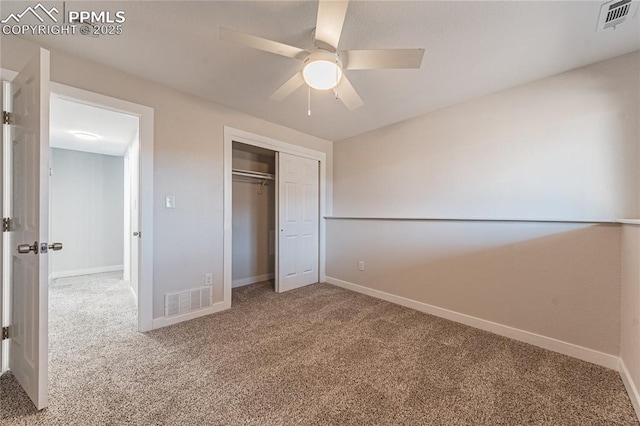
[302,60,343,90]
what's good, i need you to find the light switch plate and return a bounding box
[165,195,175,209]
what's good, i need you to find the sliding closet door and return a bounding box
[277,152,319,292]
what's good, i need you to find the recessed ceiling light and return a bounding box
[74,132,99,142]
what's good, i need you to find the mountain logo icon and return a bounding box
[1,3,59,24]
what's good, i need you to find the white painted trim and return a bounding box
[50,265,124,280]
[232,273,274,288]
[226,128,327,162]
[618,219,640,225]
[123,152,131,282]
[0,68,17,82]
[223,127,327,309]
[152,301,229,330]
[325,276,620,370]
[49,82,154,333]
[274,153,280,292]
[620,358,640,421]
[0,80,4,374]
[325,216,616,225]
[129,285,138,307]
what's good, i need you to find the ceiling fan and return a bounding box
[220,0,425,111]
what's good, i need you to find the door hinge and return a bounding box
[2,326,8,340]
[2,217,10,232]
[2,111,13,125]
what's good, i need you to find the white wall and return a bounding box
[328,52,639,357]
[328,220,621,354]
[621,224,640,416]
[0,36,333,319]
[333,52,638,220]
[619,62,640,416]
[50,148,124,276]
[232,147,275,286]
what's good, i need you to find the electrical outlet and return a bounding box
[205,273,213,286]
[358,261,365,271]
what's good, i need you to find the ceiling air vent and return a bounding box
[597,0,637,31]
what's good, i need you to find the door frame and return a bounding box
[48,82,154,332]
[0,75,8,374]
[223,126,327,307]
[1,69,18,373]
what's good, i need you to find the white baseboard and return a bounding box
[325,276,620,370]
[50,265,124,279]
[152,301,229,330]
[620,358,640,420]
[232,273,274,288]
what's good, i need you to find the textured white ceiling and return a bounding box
[6,1,640,141]
[50,95,138,156]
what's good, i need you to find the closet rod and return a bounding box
[232,169,275,180]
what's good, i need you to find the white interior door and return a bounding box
[7,48,50,410]
[130,131,140,300]
[277,152,319,292]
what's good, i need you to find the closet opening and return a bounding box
[231,142,276,291]
[224,126,326,308]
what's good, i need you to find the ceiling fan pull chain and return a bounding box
[308,86,312,116]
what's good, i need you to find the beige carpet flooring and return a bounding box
[0,272,637,425]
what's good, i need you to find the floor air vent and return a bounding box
[165,286,212,317]
[597,0,636,31]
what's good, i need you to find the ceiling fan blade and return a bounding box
[220,27,308,60]
[335,76,363,110]
[269,72,305,101]
[342,49,425,70]
[314,0,349,51]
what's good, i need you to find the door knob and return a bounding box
[17,241,38,254]
[39,242,63,253]
[133,232,139,237]
[48,242,63,251]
